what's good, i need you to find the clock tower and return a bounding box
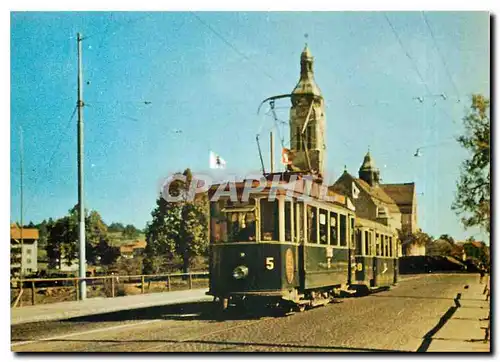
[288,45,326,178]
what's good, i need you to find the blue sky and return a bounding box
[10,11,489,241]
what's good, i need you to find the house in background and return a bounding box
[120,240,147,259]
[330,151,419,257]
[10,223,39,276]
[402,235,426,256]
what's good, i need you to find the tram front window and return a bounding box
[210,199,256,242]
[227,211,256,242]
[261,200,279,241]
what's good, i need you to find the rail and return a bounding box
[10,271,209,308]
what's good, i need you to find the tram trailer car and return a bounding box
[207,175,399,312]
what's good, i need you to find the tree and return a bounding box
[439,234,455,244]
[399,230,433,255]
[143,168,209,274]
[143,196,181,274]
[108,222,125,233]
[123,224,140,239]
[46,206,118,269]
[453,94,490,233]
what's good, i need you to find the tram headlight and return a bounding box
[233,265,249,280]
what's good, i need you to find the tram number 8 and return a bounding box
[266,257,274,270]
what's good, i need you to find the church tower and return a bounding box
[288,45,326,178]
[359,151,381,186]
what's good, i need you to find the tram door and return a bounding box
[296,202,306,287]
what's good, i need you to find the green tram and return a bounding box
[207,174,399,312]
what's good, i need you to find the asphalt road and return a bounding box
[11,273,479,352]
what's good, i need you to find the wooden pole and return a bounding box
[31,281,35,305]
[77,32,87,300]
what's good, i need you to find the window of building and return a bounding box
[339,214,347,247]
[307,206,317,243]
[26,249,32,255]
[319,208,328,245]
[330,212,338,246]
[27,258,32,264]
[261,200,279,241]
[285,201,293,242]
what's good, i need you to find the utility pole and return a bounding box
[77,32,86,300]
[19,126,24,278]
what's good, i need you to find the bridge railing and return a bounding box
[10,271,209,308]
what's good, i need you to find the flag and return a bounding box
[352,181,360,199]
[282,148,294,165]
[210,151,226,169]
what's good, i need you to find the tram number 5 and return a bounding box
[266,257,275,270]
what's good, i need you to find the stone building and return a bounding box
[330,151,419,256]
[10,223,38,276]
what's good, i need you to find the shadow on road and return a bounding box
[15,338,408,352]
[63,301,286,323]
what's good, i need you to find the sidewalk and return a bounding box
[11,288,211,326]
[426,275,490,352]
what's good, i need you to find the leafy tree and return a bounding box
[143,196,181,274]
[123,224,140,239]
[143,168,208,274]
[46,215,78,269]
[46,206,118,269]
[399,230,432,255]
[438,234,455,244]
[108,222,125,233]
[453,94,490,233]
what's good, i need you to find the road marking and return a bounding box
[11,319,163,348]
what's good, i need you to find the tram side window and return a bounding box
[376,233,380,256]
[389,237,393,257]
[261,200,279,241]
[350,217,355,248]
[364,230,370,256]
[339,214,347,247]
[307,206,318,243]
[385,236,389,256]
[356,229,362,253]
[296,203,304,243]
[285,201,292,242]
[319,209,328,244]
[330,212,338,246]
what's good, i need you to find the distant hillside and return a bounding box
[108,231,146,247]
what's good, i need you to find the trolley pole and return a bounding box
[77,32,86,300]
[270,131,274,173]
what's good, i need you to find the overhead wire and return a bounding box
[23,106,78,215]
[189,12,276,83]
[421,11,462,103]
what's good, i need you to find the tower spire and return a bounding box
[288,45,326,178]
